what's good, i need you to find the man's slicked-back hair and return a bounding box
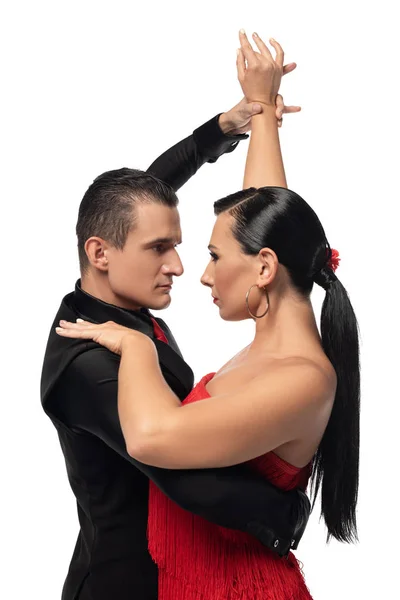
[76,168,179,272]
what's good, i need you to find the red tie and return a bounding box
[150,317,169,344]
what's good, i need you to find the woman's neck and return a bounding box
[249,293,322,358]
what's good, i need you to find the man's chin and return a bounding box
[148,293,172,311]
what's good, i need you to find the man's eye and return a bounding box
[209,251,219,262]
[153,245,165,254]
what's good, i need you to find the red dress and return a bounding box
[147,372,313,600]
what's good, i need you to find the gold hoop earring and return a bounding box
[245,284,270,319]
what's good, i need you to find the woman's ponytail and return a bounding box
[311,268,360,543]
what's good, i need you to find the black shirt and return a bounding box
[40,115,310,600]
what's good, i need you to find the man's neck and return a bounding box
[80,273,141,311]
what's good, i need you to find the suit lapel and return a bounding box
[152,316,183,358]
[153,339,194,398]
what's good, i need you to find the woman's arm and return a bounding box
[237,31,287,189]
[243,107,286,189]
[55,321,333,469]
[118,336,333,469]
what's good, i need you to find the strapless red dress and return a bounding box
[147,373,313,600]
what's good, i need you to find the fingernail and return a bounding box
[253,32,258,38]
[236,48,240,56]
[76,318,84,323]
[55,327,63,332]
[270,38,276,43]
[59,320,66,325]
[239,28,245,34]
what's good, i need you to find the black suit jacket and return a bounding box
[40,115,310,600]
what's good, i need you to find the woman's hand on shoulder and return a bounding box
[55,319,153,356]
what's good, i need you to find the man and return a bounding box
[41,98,310,600]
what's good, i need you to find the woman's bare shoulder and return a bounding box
[279,353,335,378]
[257,354,337,403]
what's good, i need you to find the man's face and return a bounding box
[105,202,183,310]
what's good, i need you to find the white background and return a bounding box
[2,1,399,598]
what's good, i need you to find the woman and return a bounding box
[56,31,360,599]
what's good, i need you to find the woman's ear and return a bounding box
[256,247,279,287]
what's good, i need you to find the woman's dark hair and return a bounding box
[214,186,360,544]
[76,168,179,272]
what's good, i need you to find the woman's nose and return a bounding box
[200,267,213,287]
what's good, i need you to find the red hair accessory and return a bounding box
[327,248,340,272]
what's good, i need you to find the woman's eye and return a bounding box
[209,251,219,262]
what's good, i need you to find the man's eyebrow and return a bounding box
[143,237,182,246]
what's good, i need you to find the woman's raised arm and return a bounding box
[237,31,287,189]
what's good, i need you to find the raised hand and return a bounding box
[237,30,285,107]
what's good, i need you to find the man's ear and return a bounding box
[85,237,109,272]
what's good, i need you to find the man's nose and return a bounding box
[164,250,184,277]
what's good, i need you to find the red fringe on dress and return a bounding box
[148,373,314,599]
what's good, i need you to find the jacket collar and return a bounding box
[70,280,185,356]
[40,280,194,408]
[72,279,155,335]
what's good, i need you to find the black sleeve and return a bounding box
[56,348,309,557]
[146,114,248,192]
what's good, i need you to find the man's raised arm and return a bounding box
[146,108,250,191]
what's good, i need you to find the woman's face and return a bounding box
[200,213,267,321]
